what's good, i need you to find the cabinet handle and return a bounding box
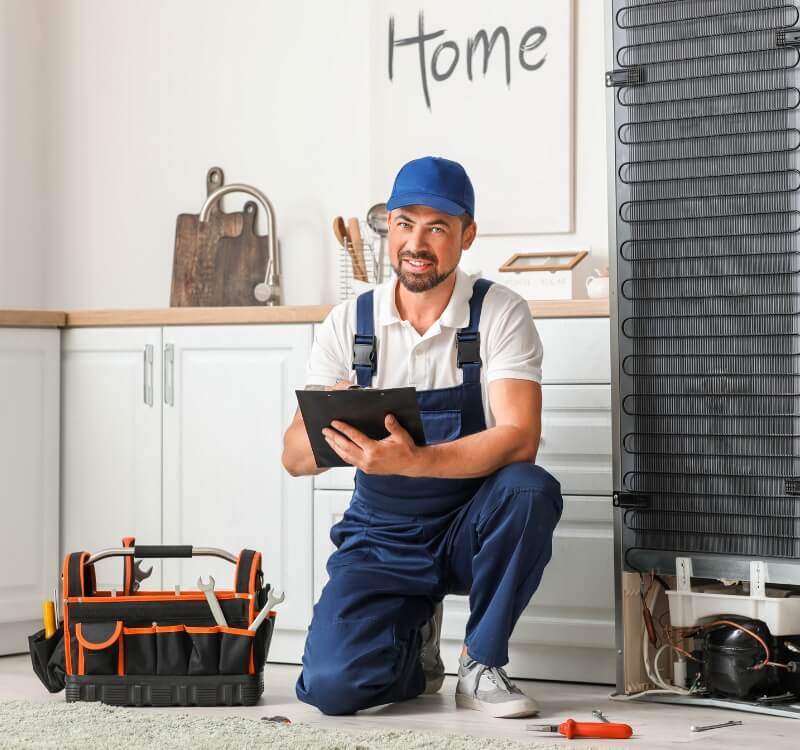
[143,345,154,406]
[164,343,175,407]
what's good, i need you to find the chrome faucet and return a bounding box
[199,183,281,305]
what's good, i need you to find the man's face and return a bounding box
[388,205,476,293]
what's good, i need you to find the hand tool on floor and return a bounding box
[197,575,228,627]
[592,709,610,723]
[527,719,633,740]
[133,560,153,592]
[248,587,285,631]
[690,720,742,732]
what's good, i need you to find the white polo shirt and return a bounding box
[305,268,543,428]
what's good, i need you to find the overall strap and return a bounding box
[353,291,377,387]
[457,278,493,385]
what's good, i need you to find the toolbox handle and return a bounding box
[86,546,238,565]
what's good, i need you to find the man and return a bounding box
[282,156,562,718]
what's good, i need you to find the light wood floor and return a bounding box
[2,654,799,748]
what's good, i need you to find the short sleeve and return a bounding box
[484,292,543,384]
[305,301,355,387]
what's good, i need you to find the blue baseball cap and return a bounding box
[386,156,475,217]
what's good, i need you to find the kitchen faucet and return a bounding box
[199,183,281,305]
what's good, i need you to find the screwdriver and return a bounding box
[527,719,633,740]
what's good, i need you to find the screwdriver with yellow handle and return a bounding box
[527,719,633,740]
[42,601,57,639]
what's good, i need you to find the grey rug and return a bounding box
[0,700,588,750]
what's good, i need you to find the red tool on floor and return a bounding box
[527,719,633,740]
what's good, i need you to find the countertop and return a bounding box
[0,298,609,328]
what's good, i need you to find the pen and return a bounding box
[42,600,56,639]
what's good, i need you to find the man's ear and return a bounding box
[462,220,477,250]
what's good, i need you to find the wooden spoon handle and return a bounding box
[347,218,368,281]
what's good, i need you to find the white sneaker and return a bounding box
[420,601,445,694]
[455,654,539,718]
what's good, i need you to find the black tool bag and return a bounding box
[29,539,275,706]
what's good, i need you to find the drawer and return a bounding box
[538,384,612,495]
[536,317,611,384]
[314,467,357,491]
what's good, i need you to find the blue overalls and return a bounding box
[296,279,563,716]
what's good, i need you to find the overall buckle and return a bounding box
[352,336,377,371]
[456,332,481,368]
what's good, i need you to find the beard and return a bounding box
[392,251,457,293]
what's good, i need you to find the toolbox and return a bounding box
[28,539,276,707]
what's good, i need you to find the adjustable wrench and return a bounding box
[248,587,285,631]
[197,575,228,627]
[132,560,153,592]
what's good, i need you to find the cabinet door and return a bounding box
[0,329,60,655]
[161,325,313,643]
[538,384,612,495]
[61,328,162,591]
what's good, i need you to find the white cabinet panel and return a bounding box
[536,317,611,384]
[0,329,59,655]
[61,328,162,591]
[314,466,356,491]
[538,384,612,495]
[162,325,313,635]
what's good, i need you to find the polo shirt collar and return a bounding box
[378,267,474,330]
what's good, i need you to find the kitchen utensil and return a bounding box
[366,202,388,283]
[170,167,244,307]
[199,183,281,305]
[347,217,369,282]
[690,720,742,732]
[527,719,633,740]
[335,216,367,282]
[197,575,228,627]
[216,201,272,305]
[333,216,348,246]
[248,586,285,631]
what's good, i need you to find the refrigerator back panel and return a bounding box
[609,0,800,561]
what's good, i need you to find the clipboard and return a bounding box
[295,387,426,468]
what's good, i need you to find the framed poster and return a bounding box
[369,0,575,235]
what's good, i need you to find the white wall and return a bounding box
[32,0,607,309]
[0,0,44,308]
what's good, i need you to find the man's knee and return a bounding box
[296,664,364,716]
[492,462,562,511]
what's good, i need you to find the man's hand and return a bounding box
[323,414,424,476]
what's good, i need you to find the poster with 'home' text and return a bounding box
[369,1,574,235]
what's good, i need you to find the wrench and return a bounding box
[132,560,153,593]
[197,576,228,627]
[248,587,285,631]
[690,720,742,732]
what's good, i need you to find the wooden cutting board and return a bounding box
[169,167,244,306]
[217,201,270,305]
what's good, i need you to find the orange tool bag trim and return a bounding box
[28,539,275,707]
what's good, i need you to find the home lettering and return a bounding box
[388,11,547,111]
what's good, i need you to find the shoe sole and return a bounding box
[455,692,540,718]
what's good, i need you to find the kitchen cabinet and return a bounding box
[312,316,615,683]
[61,328,163,590]
[60,324,313,663]
[0,329,60,655]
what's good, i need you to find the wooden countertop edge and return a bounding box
[0,310,67,328]
[1,299,609,328]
